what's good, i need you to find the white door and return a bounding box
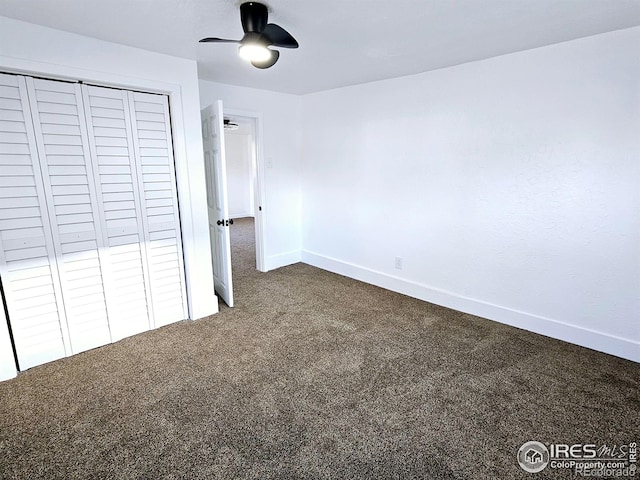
[127,91,189,326]
[26,77,113,355]
[0,73,190,371]
[81,84,152,340]
[201,102,234,307]
[81,85,189,337]
[0,73,71,369]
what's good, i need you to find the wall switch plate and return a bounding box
[395,257,403,269]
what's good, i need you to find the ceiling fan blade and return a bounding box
[261,23,299,48]
[240,2,268,33]
[251,49,279,69]
[199,37,240,43]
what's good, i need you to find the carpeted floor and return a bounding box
[0,217,637,479]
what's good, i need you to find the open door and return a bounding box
[201,101,234,307]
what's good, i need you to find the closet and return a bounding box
[0,73,188,371]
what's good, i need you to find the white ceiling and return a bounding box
[1,0,639,95]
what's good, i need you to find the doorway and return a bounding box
[201,103,267,308]
[224,111,266,274]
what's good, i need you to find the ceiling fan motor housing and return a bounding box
[241,2,268,33]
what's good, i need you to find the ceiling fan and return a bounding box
[199,2,299,69]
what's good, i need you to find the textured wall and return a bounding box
[301,27,640,361]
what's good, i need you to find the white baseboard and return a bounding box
[229,212,254,219]
[301,250,639,363]
[265,250,301,271]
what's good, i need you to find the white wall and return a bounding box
[225,131,254,218]
[301,27,640,362]
[0,16,218,322]
[199,80,302,270]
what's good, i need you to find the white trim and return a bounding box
[266,250,301,271]
[229,212,255,219]
[0,56,180,96]
[0,54,217,321]
[301,250,640,363]
[157,92,190,320]
[166,85,210,319]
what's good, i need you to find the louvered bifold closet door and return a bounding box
[128,92,188,327]
[0,74,70,369]
[24,77,112,354]
[81,85,153,340]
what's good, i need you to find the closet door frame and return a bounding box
[1,66,215,378]
[0,56,218,326]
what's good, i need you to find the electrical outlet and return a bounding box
[395,256,403,270]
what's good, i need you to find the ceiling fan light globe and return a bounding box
[238,44,271,62]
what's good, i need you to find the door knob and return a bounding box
[217,220,224,226]
[228,219,234,225]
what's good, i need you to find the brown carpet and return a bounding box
[0,217,637,479]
